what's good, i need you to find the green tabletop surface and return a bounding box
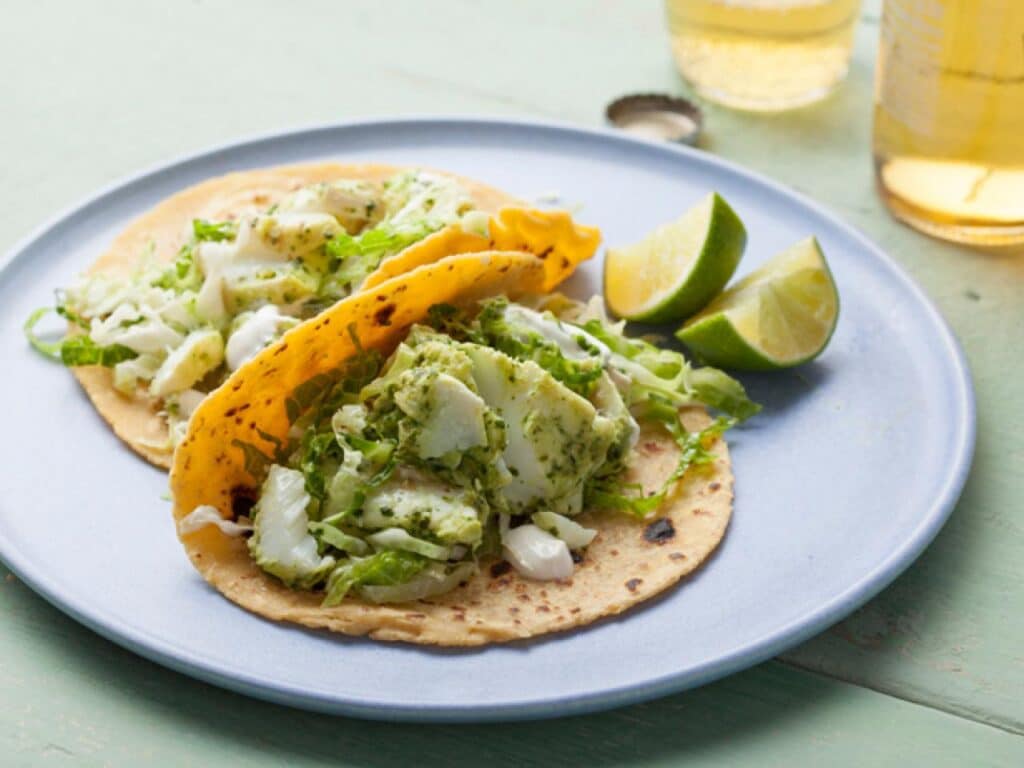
[2,1,1022,765]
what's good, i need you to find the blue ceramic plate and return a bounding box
[0,118,974,722]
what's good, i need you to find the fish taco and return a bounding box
[170,252,758,646]
[26,162,598,468]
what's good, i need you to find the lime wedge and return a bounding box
[676,237,839,370]
[604,192,746,323]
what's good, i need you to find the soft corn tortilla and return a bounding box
[72,163,519,468]
[170,254,732,646]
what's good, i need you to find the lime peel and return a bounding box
[604,192,747,323]
[676,236,839,371]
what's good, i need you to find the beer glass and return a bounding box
[665,0,862,111]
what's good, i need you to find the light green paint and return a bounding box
[1,0,1022,762]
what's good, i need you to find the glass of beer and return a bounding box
[873,1,1024,246]
[664,0,862,112]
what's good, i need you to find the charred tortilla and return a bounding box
[70,163,520,468]
[170,255,732,646]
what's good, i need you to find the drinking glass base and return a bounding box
[877,179,1024,248]
[686,77,844,113]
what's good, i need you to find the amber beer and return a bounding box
[874,0,1024,245]
[664,0,861,111]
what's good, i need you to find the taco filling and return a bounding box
[26,170,492,447]
[182,296,757,606]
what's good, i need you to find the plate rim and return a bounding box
[0,115,976,722]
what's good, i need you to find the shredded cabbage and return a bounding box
[357,562,477,604]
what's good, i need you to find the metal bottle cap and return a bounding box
[605,93,704,145]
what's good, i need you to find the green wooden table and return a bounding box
[2,1,1022,764]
